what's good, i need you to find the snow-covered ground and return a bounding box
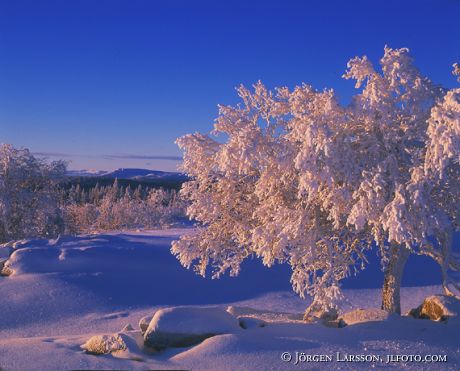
[0,230,459,370]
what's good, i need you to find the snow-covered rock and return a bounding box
[144,306,240,350]
[408,295,460,321]
[226,305,303,323]
[338,308,393,327]
[225,306,267,329]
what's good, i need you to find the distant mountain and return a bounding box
[66,169,108,177]
[67,168,188,182]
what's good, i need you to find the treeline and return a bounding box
[63,176,185,192]
[61,180,187,234]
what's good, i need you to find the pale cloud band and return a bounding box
[33,152,182,161]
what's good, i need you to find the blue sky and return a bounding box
[0,0,459,171]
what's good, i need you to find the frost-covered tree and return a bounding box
[420,64,460,297]
[453,63,460,83]
[0,144,66,242]
[344,53,460,312]
[173,83,370,319]
[342,47,446,313]
[173,47,460,316]
[63,202,98,234]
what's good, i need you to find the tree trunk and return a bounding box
[440,231,454,297]
[381,245,411,314]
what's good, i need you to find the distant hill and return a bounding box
[101,168,188,182]
[66,169,108,177]
[68,168,187,180]
[65,168,189,191]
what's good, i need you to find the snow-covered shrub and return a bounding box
[0,144,66,243]
[63,203,99,234]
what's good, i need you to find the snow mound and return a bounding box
[408,295,460,321]
[0,240,30,275]
[338,308,394,327]
[0,239,34,250]
[144,306,240,349]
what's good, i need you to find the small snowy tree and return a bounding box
[0,144,66,242]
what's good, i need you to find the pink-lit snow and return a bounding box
[0,230,459,370]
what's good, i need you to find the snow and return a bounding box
[236,316,267,329]
[0,229,459,370]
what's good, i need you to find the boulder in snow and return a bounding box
[81,331,145,360]
[139,314,153,334]
[0,260,12,276]
[338,308,393,327]
[0,247,12,276]
[144,306,240,350]
[121,323,134,332]
[408,295,460,321]
[0,258,7,271]
[81,334,128,355]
